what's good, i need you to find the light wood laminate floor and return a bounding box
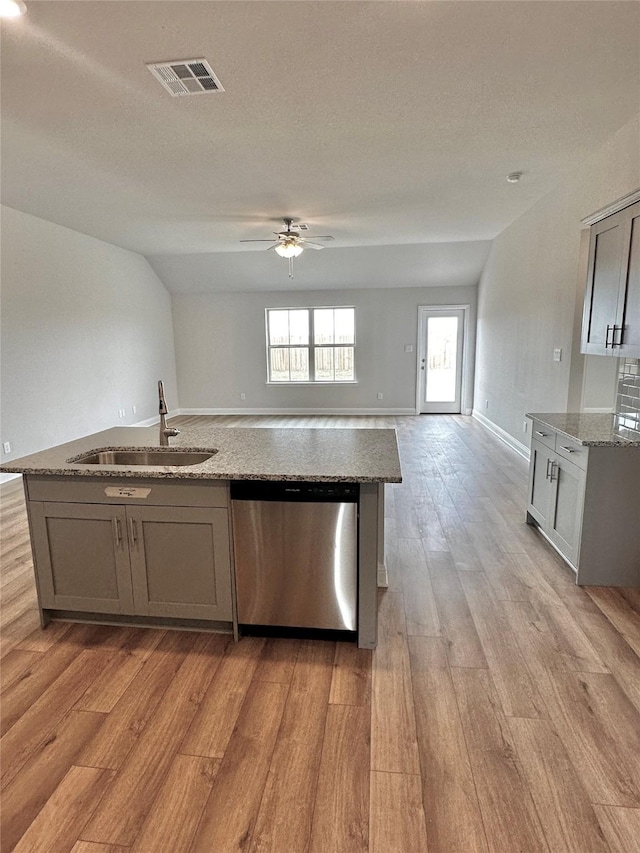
[1,414,639,852]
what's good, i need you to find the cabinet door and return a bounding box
[29,502,134,614]
[581,200,640,357]
[547,456,586,569]
[581,209,628,354]
[126,506,233,621]
[527,439,553,527]
[616,205,640,356]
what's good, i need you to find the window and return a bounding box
[266,307,356,383]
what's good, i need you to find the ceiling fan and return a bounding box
[240,218,334,278]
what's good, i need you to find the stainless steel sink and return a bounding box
[70,448,217,467]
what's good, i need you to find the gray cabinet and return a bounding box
[30,502,135,614]
[527,437,585,570]
[127,505,232,621]
[26,477,233,624]
[581,199,640,357]
[526,422,640,586]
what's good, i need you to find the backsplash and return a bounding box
[616,357,640,434]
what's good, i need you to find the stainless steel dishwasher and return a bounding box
[230,480,358,632]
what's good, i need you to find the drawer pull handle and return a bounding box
[535,431,550,438]
[560,446,577,453]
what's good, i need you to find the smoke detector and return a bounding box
[146,58,224,97]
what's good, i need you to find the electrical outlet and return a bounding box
[132,405,137,415]
[404,344,413,353]
[240,393,246,400]
[377,392,384,400]
[3,442,11,454]
[553,348,562,362]
[118,409,125,419]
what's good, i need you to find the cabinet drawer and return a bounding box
[555,437,588,470]
[26,476,228,507]
[531,422,556,451]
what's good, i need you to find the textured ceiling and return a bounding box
[1,1,639,291]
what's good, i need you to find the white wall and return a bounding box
[474,115,640,444]
[0,206,178,462]
[172,286,477,413]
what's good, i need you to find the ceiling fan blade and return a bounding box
[304,235,335,241]
[239,239,282,243]
[301,241,326,250]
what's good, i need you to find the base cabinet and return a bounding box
[27,477,233,624]
[527,423,640,587]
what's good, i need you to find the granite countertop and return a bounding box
[526,413,640,446]
[0,425,402,483]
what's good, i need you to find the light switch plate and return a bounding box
[553,348,562,362]
[3,442,10,454]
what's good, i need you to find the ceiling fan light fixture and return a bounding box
[275,242,303,259]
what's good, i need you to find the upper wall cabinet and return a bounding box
[581,197,640,357]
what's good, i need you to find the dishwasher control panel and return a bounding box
[230,480,359,503]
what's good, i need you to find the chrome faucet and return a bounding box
[158,380,180,446]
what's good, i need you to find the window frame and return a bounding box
[265,306,357,384]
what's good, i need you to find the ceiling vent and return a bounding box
[146,58,224,97]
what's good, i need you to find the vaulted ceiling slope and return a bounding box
[1,1,639,292]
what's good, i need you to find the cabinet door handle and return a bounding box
[612,324,624,347]
[546,458,552,479]
[129,518,138,547]
[605,324,614,348]
[549,461,558,482]
[112,517,122,547]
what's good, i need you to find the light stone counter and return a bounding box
[0,424,402,483]
[526,413,640,446]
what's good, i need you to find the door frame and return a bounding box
[415,304,472,415]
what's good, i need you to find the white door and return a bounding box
[418,309,464,414]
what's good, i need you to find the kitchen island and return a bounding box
[1,424,402,648]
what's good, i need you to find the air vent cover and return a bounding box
[146,58,224,97]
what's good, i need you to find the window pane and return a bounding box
[289,348,309,381]
[270,348,290,382]
[315,347,335,380]
[288,310,309,345]
[335,308,355,344]
[269,311,289,346]
[314,309,334,344]
[426,317,458,402]
[335,346,355,380]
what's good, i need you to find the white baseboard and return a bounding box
[179,407,415,416]
[472,409,530,461]
[133,415,160,427]
[132,409,180,428]
[0,473,22,485]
